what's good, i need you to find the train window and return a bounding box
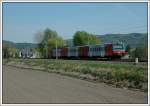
[113,44,124,50]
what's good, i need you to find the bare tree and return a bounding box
[34,31,44,43]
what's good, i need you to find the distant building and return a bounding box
[19,49,33,58]
[31,51,41,58]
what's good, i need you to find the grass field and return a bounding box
[4,58,148,91]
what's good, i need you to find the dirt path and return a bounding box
[2,65,148,104]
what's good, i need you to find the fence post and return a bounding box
[135,57,138,65]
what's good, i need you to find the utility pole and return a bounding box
[45,41,48,59]
[46,45,48,59]
[88,35,89,45]
[56,39,58,60]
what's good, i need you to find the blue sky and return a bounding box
[3,2,147,43]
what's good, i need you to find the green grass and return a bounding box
[9,58,148,91]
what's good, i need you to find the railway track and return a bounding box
[109,59,148,63]
[61,58,148,63]
[16,57,148,64]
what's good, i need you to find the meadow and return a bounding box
[4,59,148,91]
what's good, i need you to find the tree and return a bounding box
[131,42,148,60]
[73,31,101,46]
[47,37,65,58]
[40,28,58,46]
[3,47,17,58]
[34,31,44,43]
[89,34,101,45]
[3,47,9,58]
[36,28,65,58]
[8,48,17,58]
[47,37,65,48]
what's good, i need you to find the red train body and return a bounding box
[61,47,68,57]
[52,43,126,59]
[79,46,89,57]
[105,43,113,57]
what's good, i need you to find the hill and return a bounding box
[97,33,147,48]
[3,40,38,50]
[2,40,16,48]
[15,43,38,49]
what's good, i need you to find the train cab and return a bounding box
[112,43,126,57]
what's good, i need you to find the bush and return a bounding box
[130,42,148,60]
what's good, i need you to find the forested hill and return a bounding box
[15,43,38,49]
[3,40,38,49]
[3,33,147,49]
[97,33,147,48]
[2,40,16,48]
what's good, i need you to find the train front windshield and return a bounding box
[113,44,124,50]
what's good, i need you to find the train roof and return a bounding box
[52,42,124,49]
[52,43,110,49]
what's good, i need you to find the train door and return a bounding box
[79,46,89,57]
[105,44,113,57]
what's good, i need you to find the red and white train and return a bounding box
[52,43,126,59]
